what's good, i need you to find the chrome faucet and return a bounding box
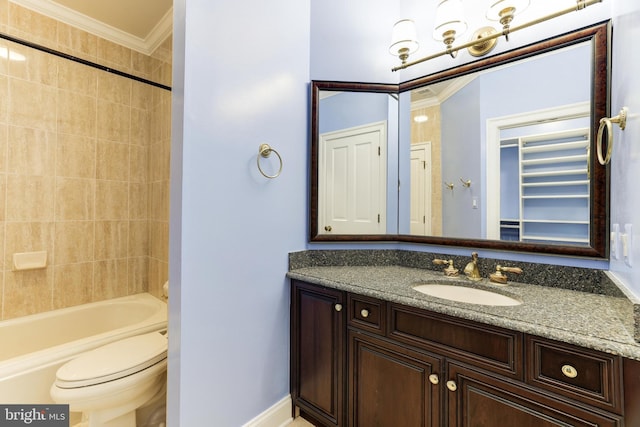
[463,252,482,281]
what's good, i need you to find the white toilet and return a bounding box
[50,331,168,427]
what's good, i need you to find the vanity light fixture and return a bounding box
[433,0,468,57]
[391,0,602,71]
[486,0,530,41]
[389,19,419,65]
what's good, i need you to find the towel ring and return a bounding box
[597,107,628,165]
[257,143,283,179]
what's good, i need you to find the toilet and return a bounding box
[50,331,168,427]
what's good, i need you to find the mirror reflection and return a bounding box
[400,42,592,246]
[310,23,609,258]
[313,85,399,237]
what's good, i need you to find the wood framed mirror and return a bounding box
[310,22,610,259]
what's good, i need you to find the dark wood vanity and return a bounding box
[290,279,640,426]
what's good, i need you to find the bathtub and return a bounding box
[0,293,167,404]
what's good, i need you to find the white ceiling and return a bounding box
[11,0,173,55]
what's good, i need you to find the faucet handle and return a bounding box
[499,266,523,274]
[433,259,459,277]
[490,265,522,284]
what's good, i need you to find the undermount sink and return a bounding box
[412,284,522,306]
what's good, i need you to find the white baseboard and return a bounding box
[242,395,294,427]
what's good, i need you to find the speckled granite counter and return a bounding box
[287,265,640,361]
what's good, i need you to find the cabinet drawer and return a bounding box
[526,336,623,414]
[389,304,523,379]
[348,294,385,335]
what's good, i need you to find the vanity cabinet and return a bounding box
[290,280,346,426]
[290,280,638,427]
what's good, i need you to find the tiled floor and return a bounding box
[288,416,314,426]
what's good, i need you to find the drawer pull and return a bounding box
[360,309,370,318]
[561,364,578,378]
[446,380,457,392]
[334,304,343,312]
[429,374,439,385]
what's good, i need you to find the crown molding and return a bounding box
[10,0,172,55]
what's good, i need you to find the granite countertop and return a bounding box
[287,265,640,360]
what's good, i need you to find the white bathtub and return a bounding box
[0,293,167,404]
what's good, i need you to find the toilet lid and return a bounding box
[55,332,168,388]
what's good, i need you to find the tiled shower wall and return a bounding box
[0,1,172,319]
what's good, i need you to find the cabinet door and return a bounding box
[349,331,442,427]
[446,362,622,427]
[291,280,345,426]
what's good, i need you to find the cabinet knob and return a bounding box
[446,380,457,392]
[561,364,578,378]
[334,303,342,312]
[324,225,332,232]
[360,309,370,318]
[428,374,439,385]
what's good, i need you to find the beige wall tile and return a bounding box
[0,221,5,269]
[8,4,57,48]
[0,176,5,222]
[3,268,52,318]
[129,183,148,220]
[95,180,128,220]
[150,180,169,222]
[58,59,97,97]
[9,79,57,131]
[128,220,148,257]
[8,45,57,86]
[0,75,7,123]
[0,123,7,172]
[98,72,131,106]
[97,101,130,143]
[95,220,128,260]
[97,39,131,72]
[130,109,151,146]
[131,82,152,111]
[57,90,96,137]
[56,134,96,179]
[128,256,148,294]
[0,0,8,32]
[149,220,168,262]
[93,259,128,300]
[4,221,54,271]
[130,144,148,183]
[56,22,97,61]
[96,140,129,181]
[0,5,171,316]
[55,177,94,221]
[53,262,93,309]
[147,257,168,299]
[54,221,94,265]
[7,126,55,176]
[6,175,54,221]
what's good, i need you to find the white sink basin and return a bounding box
[413,284,522,306]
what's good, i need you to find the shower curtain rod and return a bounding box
[0,31,171,91]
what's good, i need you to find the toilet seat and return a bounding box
[55,332,167,389]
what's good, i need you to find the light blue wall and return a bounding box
[169,0,637,425]
[609,0,640,295]
[319,92,389,134]
[441,79,482,238]
[170,0,310,424]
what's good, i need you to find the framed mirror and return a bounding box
[310,22,610,259]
